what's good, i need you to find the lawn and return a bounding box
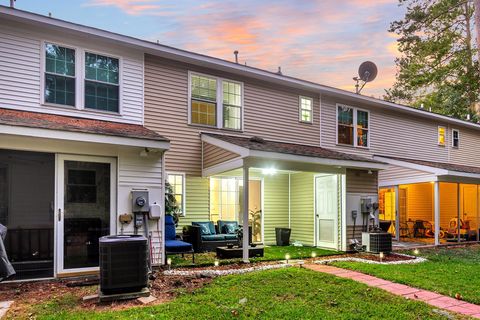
[170,245,339,267]
[332,245,480,304]
[29,267,462,320]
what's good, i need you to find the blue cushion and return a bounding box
[201,234,226,241]
[218,221,238,234]
[224,234,238,240]
[165,240,193,252]
[165,215,177,241]
[192,221,215,235]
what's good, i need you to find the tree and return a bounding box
[165,181,180,225]
[385,0,479,121]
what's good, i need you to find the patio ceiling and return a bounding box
[201,133,388,176]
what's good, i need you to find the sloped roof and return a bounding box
[0,108,169,142]
[203,133,384,164]
[377,156,480,175]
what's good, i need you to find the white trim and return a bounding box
[0,124,170,150]
[452,128,460,148]
[438,126,446,146]
[314,174,340,249]
[166,172,186,217]
[188,71,244,131]
[3,6,480,132]
[299,96,313,124]
[335,103,370,149]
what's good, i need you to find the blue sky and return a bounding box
[5,0,404,96]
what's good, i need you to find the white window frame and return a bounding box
[299,96,313,124]
[167,172,186,217]
[438,126,446,146]
[40,40,123,116]
[335,103,370,148]
[188,71,244,131]
[452,129,460,148]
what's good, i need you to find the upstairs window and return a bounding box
[189,72,244,130]
[452,129,459,148]
[299,96,313,123]
[44,43,76,106]
[84,52,120,113]
[223,81,242,130]
[191,74,217,126]
[337,104,369,147]
[438,126,446,146]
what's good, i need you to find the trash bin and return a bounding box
[275,227,291,246]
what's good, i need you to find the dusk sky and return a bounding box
[6,0,404,97]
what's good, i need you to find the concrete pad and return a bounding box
[137,295,157,305]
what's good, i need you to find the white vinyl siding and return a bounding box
[0,24,143,124]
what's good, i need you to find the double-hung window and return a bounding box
[299,96,313,123]
[452,129,459,148]
[438,126,446,146]
[223,81,242,130]
[191,74,217,126]
[44,43,76,106]
[337,104,369,147]
[85,52,120,113]
[167,173,185,216]
[190,73,243,130]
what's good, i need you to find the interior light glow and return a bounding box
[262,168,277,175]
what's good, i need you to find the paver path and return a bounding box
[306,264,480,318]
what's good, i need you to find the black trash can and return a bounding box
[275,228,291,246]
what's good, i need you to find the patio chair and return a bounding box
[414,220,433,238]
[164,215,194,263]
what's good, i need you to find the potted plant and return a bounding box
[165,181,180,226]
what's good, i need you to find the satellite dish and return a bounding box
[358,61,378,82]
[353,61,378,94]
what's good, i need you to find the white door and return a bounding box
[315,175,339,249]
[56,154,116,275]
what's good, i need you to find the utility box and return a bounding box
[132,189,149,213]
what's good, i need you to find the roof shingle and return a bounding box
[0,108,168,142]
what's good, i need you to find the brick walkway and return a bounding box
[306,264,480,318]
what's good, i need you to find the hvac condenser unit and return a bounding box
[362,232,392,253]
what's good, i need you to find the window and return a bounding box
[66,169,96,203]
[223,81,242,129]
[438,126,446,146]
[337,105,369,147]
[189,72,243,130]
[210,177,239,222]
[452,129,459,148]
[84,52,119,112]
[191,74,217,126]
[299,96,313,123]
[167,173,185,215]
[44,43,76,106]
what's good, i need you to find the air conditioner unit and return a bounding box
[99,235,148,295]
[362,232,392,253]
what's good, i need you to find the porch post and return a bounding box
[394,185,400,241]
[242,166,250,263]
[434,181,440,245]
[457,183,461,243]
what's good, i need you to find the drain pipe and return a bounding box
[159,150,167,265]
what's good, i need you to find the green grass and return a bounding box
[32,268,462,320]
[170,245,339,267]
[332,245,480,304]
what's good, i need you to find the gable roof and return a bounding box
[1,5,480,132]
[0,107,169,142]
[203,133,384,165]
[375,155,480,175]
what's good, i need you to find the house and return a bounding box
[1,5,479,280]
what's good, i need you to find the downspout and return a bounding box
[159,150,166,264]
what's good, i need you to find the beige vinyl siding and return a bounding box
[0,22,144,124]
[290,172,315,246]
[346,169,377,194]
[263,173,289,245]
[144,55,321,176]
[177,176,210,230]
[400,183,434,222]
[449,127,480,167]
[203,142,240,169]
[378,164,436,186]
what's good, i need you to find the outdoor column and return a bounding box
[434,181,440,245]
[457,183,461,243]
[394,185,400,241]
[242,166,250,263]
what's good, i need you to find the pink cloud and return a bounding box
[84,0,163,15]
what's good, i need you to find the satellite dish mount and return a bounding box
[353,61,378,94]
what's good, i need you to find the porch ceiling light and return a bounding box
[262,168,277,175]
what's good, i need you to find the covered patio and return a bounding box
[377,156,480,246]
[201,133,387,261]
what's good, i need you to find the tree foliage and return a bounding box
[385,0,479,120]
